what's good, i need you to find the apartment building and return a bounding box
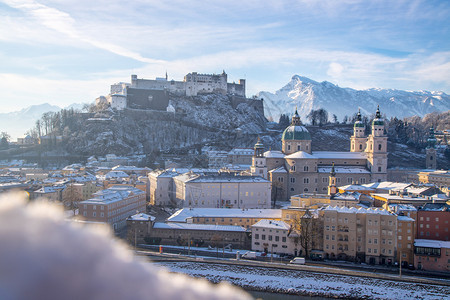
[79,186,146,230]
[414,239,450,272]
[397,215,415,266]
[322,206,397,264]
[417,203,450,241]
[251,220,294,255]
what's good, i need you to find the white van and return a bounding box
[289,257,305,265]
[242,251,257,259]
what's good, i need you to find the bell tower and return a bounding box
[251,137,267,178]
[328,163,338,196]
[350,109,367,152]
[366,105,388,182]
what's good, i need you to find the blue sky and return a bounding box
[0,0,449,112]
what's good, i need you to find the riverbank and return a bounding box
[151,260,450,300]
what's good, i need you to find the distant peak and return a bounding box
[291,75,318,85]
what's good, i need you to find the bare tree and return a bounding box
[63,183,82,215]
[290,209,315,258]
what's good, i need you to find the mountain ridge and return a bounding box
[258,75,450,122]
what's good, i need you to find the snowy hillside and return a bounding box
[258,75,450,122]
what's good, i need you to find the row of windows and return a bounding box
[254,234,287,243]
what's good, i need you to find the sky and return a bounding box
[0,0,449,113]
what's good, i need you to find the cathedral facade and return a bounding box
[251,107,388,201]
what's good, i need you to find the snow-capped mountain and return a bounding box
[258,75,450,122]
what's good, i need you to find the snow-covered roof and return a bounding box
[264,151,285,158]
[81,186,144,205]
[252,219,290,230]
[323,205,392,215]
[153,222,247,232]
[414,239,450,249]
[269,166,287,173]
[387,204,417,212]
[34,185,65,194]
[419,203,450,211]
[339,184,374,191]
[312,151,366,159]
[176,174,270,184]
[362,181,411,191]
[285,151,316,159]
[332,192,360,201]
[105,171,130,179]
[128,213,155,222]
[167,208,282,223]
[397,215,415,222]
[318,166,370,174]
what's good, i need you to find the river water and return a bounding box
[248,290,330,300]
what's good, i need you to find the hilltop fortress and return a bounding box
[96,71,247,111]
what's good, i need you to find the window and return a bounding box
[275,236,279,242]
[83,211,87,217]
[93,212,96,217]
[290,178,295,183]
[304,178,309,184]
[262,235,266,240]
[278,177,284,182]
[304,166,308,171]
[100,212,104,217]
[291,165,296,172]
[378,166,382,172]
[282,237,286,242]
[297,145,301,151]
[255,234,259,239]
[378,144,382,151]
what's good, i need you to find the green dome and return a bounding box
[372,118,384,126]
[354,121,365,128]
[282,125,311,141]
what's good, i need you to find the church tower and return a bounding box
[328,163,338,196]
[281,108,312,154]
[426,127,437,169]
[251,137,267,178]
[350,109,367,152]
[366,106,388,182]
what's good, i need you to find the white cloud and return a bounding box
[327,62,344,78]
[0,193,251,300]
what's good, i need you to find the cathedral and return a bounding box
[251,107,388,201]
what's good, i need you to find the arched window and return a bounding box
[304,166,309,171]
[378,144,382,151]
[359,144,363,150]
[304,188,308,192]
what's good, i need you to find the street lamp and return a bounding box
[271,244,274,263]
